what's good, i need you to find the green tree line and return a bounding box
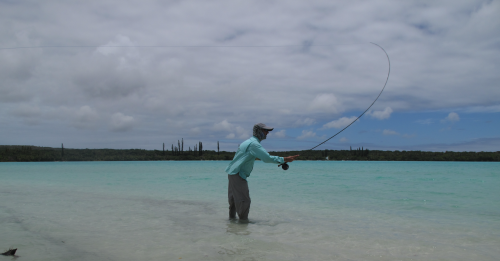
[1,145,499,162]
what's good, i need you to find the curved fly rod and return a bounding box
[279,42,390,170]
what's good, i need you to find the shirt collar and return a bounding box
[251,136,261,143]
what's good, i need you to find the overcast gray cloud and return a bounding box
[1,0,499,151]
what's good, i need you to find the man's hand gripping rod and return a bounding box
[279,155,300,170]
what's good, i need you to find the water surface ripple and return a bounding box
[0,161,498,260]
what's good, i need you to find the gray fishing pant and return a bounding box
[228,174,251,220]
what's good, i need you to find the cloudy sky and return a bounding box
[1,0,499,152]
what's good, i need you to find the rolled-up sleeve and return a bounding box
[249,142,284,164]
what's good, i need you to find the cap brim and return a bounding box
[255,123,274,131]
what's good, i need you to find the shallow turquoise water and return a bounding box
[0,161,499,260]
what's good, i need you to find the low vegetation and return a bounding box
[1,145,499,162]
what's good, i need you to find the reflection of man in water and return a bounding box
[225,123,299,220]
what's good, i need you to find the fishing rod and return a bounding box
[279,42,391,170]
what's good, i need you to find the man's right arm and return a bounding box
[249,142,284,164]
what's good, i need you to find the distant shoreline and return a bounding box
[1,145,499,162]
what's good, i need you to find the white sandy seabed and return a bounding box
[0,161,499,261]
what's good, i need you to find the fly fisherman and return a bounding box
[225,123,300,221]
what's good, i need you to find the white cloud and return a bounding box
[441,112,460,123]
[72,106,100,129]
[297,130,317,140]
[382,129,415,138]
[273,129,286,138]
[322,116,357,129]
[212,120,234,132]
[339,137,348,142]
[110,112,135,132]
[190,127,201,136]
[97,35,135,56]
[10,104,41,118]
[465,105,500,113]
[73,65,145,100]
[235,126,250,139]
[295,118,316,126]
[368,107,393,120]
[212,120,248,138]
[75,106,99,121]
[415,137,500,152]
[416,119,433,125]
[9,104,43,125]
[383,129,399,136]
[309,94,342,114]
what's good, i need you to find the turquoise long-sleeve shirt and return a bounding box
[225,136,285,180]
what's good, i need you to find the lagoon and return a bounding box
[0,161,499,260]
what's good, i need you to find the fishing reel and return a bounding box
[278,163,289,170]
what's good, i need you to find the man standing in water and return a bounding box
[225,123,300,221]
